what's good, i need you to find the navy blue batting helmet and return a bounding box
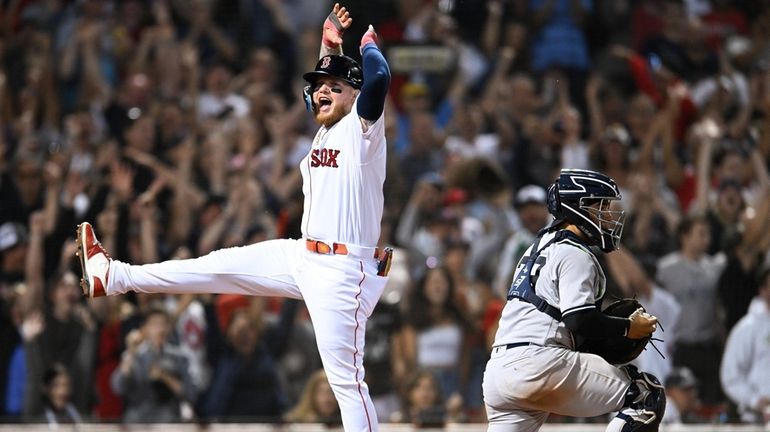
[547,168,625,252]
[303,55,363,89]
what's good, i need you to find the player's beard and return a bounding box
[314,100,350,128]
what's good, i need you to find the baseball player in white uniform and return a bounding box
[483,169,665,432]
[76,5,392,432]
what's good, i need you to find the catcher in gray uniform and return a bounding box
[483,169,664,432]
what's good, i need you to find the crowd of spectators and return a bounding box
[1,0,770,427]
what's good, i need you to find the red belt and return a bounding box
[305,239,379,258]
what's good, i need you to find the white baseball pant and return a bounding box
[483,344,631,432]
[106,238,389,432]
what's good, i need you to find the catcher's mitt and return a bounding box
[577,298,652,365]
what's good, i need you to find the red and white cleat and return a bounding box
[76,222,111,298]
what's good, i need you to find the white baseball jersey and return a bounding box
[492,230,606,349]
[103,101,391,432]
[300,97,387,248]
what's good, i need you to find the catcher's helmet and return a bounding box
[547,168,625,252]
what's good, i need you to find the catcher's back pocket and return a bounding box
[500,346,539,372]
[499,348,549,403]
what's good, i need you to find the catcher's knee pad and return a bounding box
[609,365,666,432]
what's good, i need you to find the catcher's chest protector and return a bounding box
[507,230,602,321]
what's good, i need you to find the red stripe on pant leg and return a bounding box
[353,260,373,431]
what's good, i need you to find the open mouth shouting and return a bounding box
[309,77,355,126]
[317,95,333,113]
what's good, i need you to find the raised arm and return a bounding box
[692,119,720,214]
[734,149,770,253]
[21,213,46,317]
[481,0,505,58]
[658,94,686,191]
[585,74,605,147]
[357,26,390,123]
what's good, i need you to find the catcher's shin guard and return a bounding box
[606,365,666,432]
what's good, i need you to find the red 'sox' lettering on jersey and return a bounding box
[310,148,341,168]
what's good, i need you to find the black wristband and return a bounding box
[563,308,633,339]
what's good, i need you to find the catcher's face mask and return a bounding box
[580,197,625,252]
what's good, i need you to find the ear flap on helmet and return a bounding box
[348,65,362,87]
[303,85,314,112]
[547,181,561,218]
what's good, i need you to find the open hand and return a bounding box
[323,3,352,47]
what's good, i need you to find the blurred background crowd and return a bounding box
[1,0,770,428]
